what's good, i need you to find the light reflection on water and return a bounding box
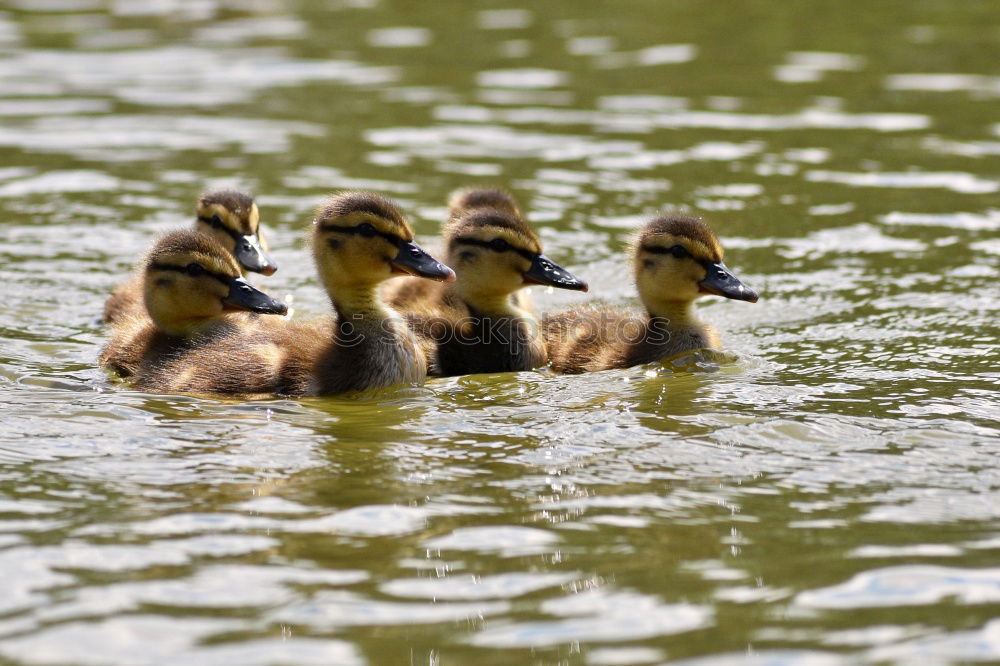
[0,0,999,664]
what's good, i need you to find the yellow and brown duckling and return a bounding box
[307,191,455,394]
[102,190,278,323]
[99,230,287,382]
[543,214,758,373]
[385,187,587,376]
[131,191,455,397]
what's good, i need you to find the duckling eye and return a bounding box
[211,215,223,229]
[185,263,204,277]
[670,244,690,259]
[358,223,377,238]
[489,238,509,252]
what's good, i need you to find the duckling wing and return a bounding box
[542,307,638,374]
[102,277,143,324]
[99,314,157,377]
[401,312,444,376]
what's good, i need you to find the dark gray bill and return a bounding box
[391,241,456,281]
[234,234,277,276]
[523,254,588,291]
[222,277,288,314]
[698,262,759,303]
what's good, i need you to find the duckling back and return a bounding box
[542,307,711,374]
[102,278,143,325]
[131,317,328,396]
[100,309,245,380]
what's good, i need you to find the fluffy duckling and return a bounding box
[99,230,287,381]
[132,192,455,397]
[385,188,587,376]
[543,214,758,373]
[102,190,278,323]
[308,191,455,393]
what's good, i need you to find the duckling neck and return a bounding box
[638,299,719,356]
[646,300,699,330]
[330,284,392,320]
[434,284,546,375]
[451,283,525,318]
[149,312,223,338]
[317,282,426,394]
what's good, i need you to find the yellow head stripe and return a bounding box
[248,203,260,232]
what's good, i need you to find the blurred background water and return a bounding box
[0,0,998,664]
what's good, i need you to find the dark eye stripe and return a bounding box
[454,237,536,261]
[198,214,250,242]
[642,243,693,258]
[320,222,404,246]
[641,244,720,271]
[150,262,234,286]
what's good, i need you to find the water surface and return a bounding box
[1,0,998,664]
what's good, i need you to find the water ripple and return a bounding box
[434,104,930,132]
[273,591,509,628]
[796,565,1000,609]
[381,572,574,600]
[469,590,711,647]
[0,115,324,160]
[0,616,362,666]
[886,73,1000,97]
[0,47,397,106]
[806,169,999,194]
[0,2,998,663]
[424,526,559,557]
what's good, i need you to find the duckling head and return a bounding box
[312,192,454,299]
[143,230,287,337]
[633,215,758,317]
[444,202,588,309]
[447,187,523,220]
[196,190,278,276]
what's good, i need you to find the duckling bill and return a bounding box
[697,260,758,301]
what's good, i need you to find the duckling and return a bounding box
[132,191,455,397]
[384,188,587,376]
[543,214,758,373]
[99,230,288,381]
[102,190,278,323]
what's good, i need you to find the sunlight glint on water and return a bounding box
[0,1,998,664]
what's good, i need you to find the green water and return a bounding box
[1,1,999,664]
